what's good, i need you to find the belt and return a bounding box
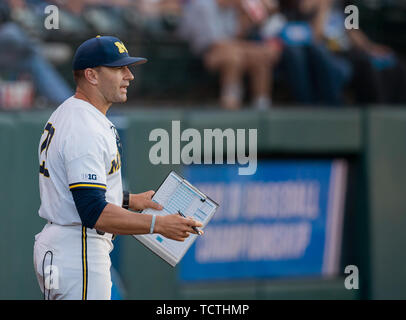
[96,229,116,241]
[47,222,115,240]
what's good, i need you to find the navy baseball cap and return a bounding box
[72,35,147,70]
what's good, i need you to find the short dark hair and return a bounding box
[73,69,85,85]
[73,67,103,85]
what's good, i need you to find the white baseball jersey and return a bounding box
[38,96,123,226]
[34,96,123,300]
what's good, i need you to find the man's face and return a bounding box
[95,65,135,104]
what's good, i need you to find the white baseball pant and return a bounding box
[33,222,114,300]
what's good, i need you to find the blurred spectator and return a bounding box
[178,0,281,110]
[45,0,131,37]
[135,0,183,36]
[46,0,182,39]
[277,0,352,106]
[0,0,73,107]
[47,0,133,15]
[323,0,406,105]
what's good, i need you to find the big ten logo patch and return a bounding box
[81,173,98,181]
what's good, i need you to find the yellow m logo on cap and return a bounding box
[114,41,128,54]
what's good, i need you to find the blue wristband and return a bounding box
[150,215,156,234]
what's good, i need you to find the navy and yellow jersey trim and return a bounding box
[82,226,88,300]
[69,182,107,190]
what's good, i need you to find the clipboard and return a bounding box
[132,171,219,267]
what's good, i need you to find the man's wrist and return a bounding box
[152,215,160,234]
[150,215,156,234]
[122,191,130,210]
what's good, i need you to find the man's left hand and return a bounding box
[129,190,163,211]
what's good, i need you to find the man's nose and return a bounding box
[124,66,134,80]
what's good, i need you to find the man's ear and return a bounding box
[84,68,98,85]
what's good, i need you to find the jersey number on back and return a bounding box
[39,122,55,178]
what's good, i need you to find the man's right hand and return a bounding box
[154,214,204,242]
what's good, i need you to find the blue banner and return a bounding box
[179,160,347,282]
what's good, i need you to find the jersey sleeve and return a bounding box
[71,188,108,228]
[66,155,107,191]
[63,127,109,191]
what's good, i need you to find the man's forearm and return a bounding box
[94,203,155,235]
[94,200,203,241]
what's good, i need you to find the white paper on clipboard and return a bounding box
[132,171,219,267]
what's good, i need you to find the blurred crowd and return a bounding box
[0,0,406,110]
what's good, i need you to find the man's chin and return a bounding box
[113,95,128,103]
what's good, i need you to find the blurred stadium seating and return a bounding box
[0,0,405,109]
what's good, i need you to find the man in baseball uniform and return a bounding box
[33,36,203,300]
